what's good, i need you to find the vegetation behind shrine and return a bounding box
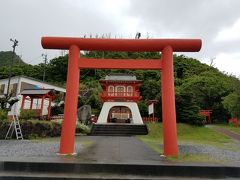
[1,51,240,125]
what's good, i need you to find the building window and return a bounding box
[127,86,133,96]
[108,86,114,96]
[115,86,125,96]
[10,83,18,97]
[0,84,5,95]
[20,82,37,92]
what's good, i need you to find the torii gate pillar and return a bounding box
[161,46,178,156]
[59,45,80,154]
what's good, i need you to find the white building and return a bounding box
[0,76,66,116]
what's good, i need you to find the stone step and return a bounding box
[90,124,148,136]
[91,131,148,135]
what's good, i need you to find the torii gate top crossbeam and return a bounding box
[41,37,202,52]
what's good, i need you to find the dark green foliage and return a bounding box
[141,80,160,100]
[20,120,62,139]
[175,89,204,125]
[45,55,68,83]
[173,55,213,80]
[138,100,149,117]
[222,92,240,119]
[0,109,7,120]
[0,120,61,139]
[178,71,233,123]
[0,51,240,125]
[0,64,44,80]
[76,123,90,134]
[0,120,9,138]
[20,109,38,120]
[51,105,64,116]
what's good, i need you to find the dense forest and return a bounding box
[0,51,240,125]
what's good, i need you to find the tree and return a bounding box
[138,100,148,117]
[140,80,160,100]
[222,92,240,119]
[178,72,233,122]
[175,88,204,125]
[46,55,68,82]
[0,94,19,112]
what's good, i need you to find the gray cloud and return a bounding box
[126,0,240,60]
[0,0,239,75]
[0,0,122,62]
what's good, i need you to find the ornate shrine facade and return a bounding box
[98,74,143,124]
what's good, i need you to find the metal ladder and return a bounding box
[5,114,23,140]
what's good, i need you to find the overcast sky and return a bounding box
[0,0,240,77]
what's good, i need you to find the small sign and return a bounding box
[148,103,154,115]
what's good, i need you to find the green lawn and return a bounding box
[139,123,231,145]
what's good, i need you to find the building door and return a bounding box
[108,106,132,123]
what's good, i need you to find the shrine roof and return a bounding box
[101,74,141,82]
[20,89,54,95]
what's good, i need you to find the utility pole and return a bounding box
[42,53,47,82]
[6,38,18,97]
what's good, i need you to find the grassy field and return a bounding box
[139,123,231,144]
[138,123,234,163]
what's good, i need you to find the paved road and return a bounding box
[214,128,240,141]
[77,136,165,164]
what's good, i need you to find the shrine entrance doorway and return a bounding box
[108,106,132,124]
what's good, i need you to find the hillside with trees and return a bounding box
[0,51,25,67]
[0,50,239,125]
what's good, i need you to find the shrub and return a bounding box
[0,120,10,139]
[0,119,89,139]
[51,105,64,116]
[20,109,38,120]
[0,120,62,139]
[20,120,62,138]
[76,123,90,134]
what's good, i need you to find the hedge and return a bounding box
[0,120,90,139]
[20,109,38,120]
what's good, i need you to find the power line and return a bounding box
[42,53,47,82]
[6,38,18,97]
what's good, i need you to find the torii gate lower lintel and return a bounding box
[42,37,202,157]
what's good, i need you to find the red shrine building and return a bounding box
[97,74,144,124]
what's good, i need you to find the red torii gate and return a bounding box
[42,37,202,156]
